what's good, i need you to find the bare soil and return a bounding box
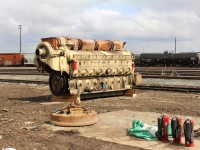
[0,82,200,149]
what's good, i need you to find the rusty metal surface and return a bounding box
[97,40,114,51]
[50,104,98,126]
[40,37,126,52]
[81,40,96,51]
[113,41,125,51]
[65,37,82,50]
[42,37,58,49]
[0,53,24,66]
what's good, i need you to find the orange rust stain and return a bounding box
[0,53,24,66]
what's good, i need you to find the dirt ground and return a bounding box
[0,82,200,149]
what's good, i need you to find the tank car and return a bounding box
[173,52,200,66]
[138,52,200,67]
[132,53,140,66]
[34,36,137,101]
[139,53,165,66]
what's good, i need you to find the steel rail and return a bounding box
[134,85,200,93]
[142,75,200,80]
[0,79,48,84]
[0,72,48,75]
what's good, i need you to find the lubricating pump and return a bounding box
[171,116,182,144]
[184,118,194,147]
[157,114,169,141]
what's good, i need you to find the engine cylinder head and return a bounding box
[73,70,80,77]
[106,68,112,75]
[113,68,118,75]
[69,80,76,89]
[81,69,88,77]
[96,69,103,76]
[119,68,124,74]
[77,80,83,88]
[125,68,131,74]
[89,69,95,76]
[85,79,91,87]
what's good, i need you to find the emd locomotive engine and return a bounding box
[34,36,136,101]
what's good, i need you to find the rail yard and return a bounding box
[1,0,200,149]
[1,35,200,150]
[1,66,200,149]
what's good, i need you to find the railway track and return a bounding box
[135,66,200,70]
[134,85,200,93]
[135,66,200,80]
[0,67,200,93]
[0,67,48,75]
[0,78,48,84]
[0,78,199,93]
[142,75,200,80]
[0,72,48,75]
[1,67,200,79]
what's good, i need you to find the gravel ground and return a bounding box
[0,74,48,81]
[1,81,200,149]
[142,78,200,88]
[1,74,200,149]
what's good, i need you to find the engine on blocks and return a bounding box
[34,36,138,103]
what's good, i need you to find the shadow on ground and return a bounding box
[8,95,51,102]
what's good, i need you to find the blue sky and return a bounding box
[0,0,200,53]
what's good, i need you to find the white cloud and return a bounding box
[0,0,200,53]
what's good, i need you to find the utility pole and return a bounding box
[18,25,22,53]
[175,37,176,53]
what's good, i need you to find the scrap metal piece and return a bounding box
[50,104,98,126]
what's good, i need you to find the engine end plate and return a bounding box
[50,105,98,127]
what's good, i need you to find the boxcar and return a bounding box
[0,53,24,66]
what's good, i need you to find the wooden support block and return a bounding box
[134,73,142,85]
[123,89,139,97]
[51,95,77,102]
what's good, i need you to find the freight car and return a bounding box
[173,52,200,66]
[136,52,200,67]
[0,53,24,66]
[34,36,140,102]
[0,53,35,66]
[132,53,140,66]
